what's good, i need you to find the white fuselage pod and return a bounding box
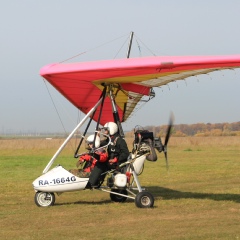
[32,166,88,192]
[132,154,146,175]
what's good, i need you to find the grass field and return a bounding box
[0,137,240,240]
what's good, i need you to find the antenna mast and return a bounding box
[110,31,134,138]
[126,31,134,58]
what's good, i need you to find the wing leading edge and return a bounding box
[40,55,240,125]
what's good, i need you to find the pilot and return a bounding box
[102,122,129,169]
[88,122,129,188]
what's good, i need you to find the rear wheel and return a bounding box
[135,191,154,208]
[34,192,55,207]
[110,189,128,203]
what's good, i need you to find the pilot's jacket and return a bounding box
[102,133,129,165]
[88,133,129,186]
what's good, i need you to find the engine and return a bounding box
[132,128,163,161]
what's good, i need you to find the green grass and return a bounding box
[0,137,240,240]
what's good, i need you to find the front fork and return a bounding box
[130,163,143,193]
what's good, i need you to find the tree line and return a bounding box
[126,122,240,137]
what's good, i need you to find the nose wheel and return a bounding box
[34,191,55,207]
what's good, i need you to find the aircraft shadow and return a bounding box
[55,186,240,206]
[56,199,113,206]
[146,186,240,203]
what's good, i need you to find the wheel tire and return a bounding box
[34,192,55,207]
[135,191,154,208]
[110,189,128,203]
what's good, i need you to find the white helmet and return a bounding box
[86,134,100,148]
[103,122,118,135]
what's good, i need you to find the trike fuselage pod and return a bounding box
[32,166,88,192]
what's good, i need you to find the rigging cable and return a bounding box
[135,39,142,57]
[43,78,81,154]
[43,79,67,134]
[59,33,130,63]
[113,36,129,59]
[134,34,156,56]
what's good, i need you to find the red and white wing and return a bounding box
[40,55,240,125]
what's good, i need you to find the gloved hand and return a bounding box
[80,154,92,162]
[76,155,92,168]
[109,157,118,165]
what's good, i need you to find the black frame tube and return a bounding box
[74,87,107,157]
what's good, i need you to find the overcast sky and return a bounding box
[1,1,240,134]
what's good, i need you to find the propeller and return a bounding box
[163,112,174,170]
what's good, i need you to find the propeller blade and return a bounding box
[164,112,174,147]
[163,112,174,170]
[164,147,169,170]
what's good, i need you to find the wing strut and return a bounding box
[93,87,107,147]
[109,86,125,138]
[42,97,104,174]
[74,87,107,157]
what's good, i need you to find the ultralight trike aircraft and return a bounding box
[33,33,240,208]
